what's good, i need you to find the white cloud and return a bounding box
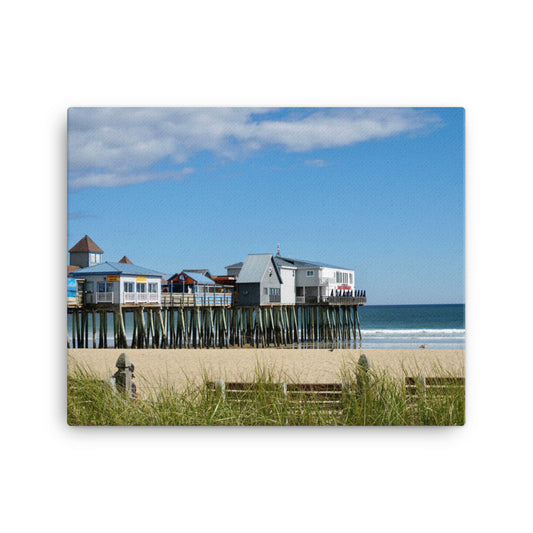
[68,167,194,190]
[305,159,327,167]
[68,107,441,188]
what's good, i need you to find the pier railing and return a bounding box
[327,295,366,305]
[296,295,367,305]
[161,293,233,307]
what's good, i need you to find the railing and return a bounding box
[294,294,367,305]
[161,292,233,306]
[269,295,281,303]
[327,295,366,305]
[67,296,81,307]
[92,292,113,304]
[122,292,160,304]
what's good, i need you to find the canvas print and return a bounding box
[67,107,465,426]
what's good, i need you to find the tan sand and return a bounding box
[67,348,465,397]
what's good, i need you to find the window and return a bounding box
[97,282,112,292]
[89,253,101,264]
[148,283,158,293]
[136,283,146,293]
[349,273,353,284]
[306,270,314,277]
[269,288,280,295]
[264,288,268,295]
[124,282,134,292]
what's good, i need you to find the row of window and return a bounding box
[305,270,353,284]
[123,282,158,293]
[263,288,281,295]
[335,271,353,284]
[93,281,158,293]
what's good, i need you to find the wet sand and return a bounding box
[67,348,465,397]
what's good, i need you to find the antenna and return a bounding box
[276,243,280,256]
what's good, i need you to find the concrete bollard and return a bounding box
[114,353,133,398]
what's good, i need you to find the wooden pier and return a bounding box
[67,303,364,349]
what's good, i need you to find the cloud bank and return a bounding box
[68,107,441,189]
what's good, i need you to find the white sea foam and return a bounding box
[360,329,465,337]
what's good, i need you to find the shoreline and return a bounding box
[67,348,465,396]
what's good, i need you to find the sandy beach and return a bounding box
[67,348,465,397]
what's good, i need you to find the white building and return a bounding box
[70,261,165,305]
[274,255,356,304]
[227,252,359,305]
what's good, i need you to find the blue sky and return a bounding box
[68,107,464,305]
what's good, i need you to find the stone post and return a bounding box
[115,353,133,398]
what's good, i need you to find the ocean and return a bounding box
[68,304,465,350]
[357,304,465,349]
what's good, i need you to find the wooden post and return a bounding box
[356,353,370,393]
[72,310,77,348]
[102,311,107,348]
[92,311,96,348]
[131,310,138,348]
[84,310,89,348]
[355,305,362,348]
[120,309,128,348]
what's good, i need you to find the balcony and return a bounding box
[85,292,114,304]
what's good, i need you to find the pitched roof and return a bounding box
[167,271,215,285]
[68,235,104,253]
[67,265,80,275]
[69,261,164,278]
[182,269,212,278]
[237,254,283,284]
[183,271,215,284]
[119,256,133,264]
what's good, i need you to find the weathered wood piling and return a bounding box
[67,304,363,349]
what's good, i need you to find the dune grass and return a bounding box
[67,362,465,426]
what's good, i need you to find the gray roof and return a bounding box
[225,261,244,269]
[274,255,351,270]
[237,254,283,284]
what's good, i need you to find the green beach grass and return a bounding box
[67,361,464,426]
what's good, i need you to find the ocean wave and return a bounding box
[360,329,465,338]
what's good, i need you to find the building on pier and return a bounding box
[227,251,362,305]
[236,254,286,306]
[274,255,356,304]
[225,262,244,278]
[163,270,233,306]
[69,261,165,305]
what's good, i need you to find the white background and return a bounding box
[2,1,532,531]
